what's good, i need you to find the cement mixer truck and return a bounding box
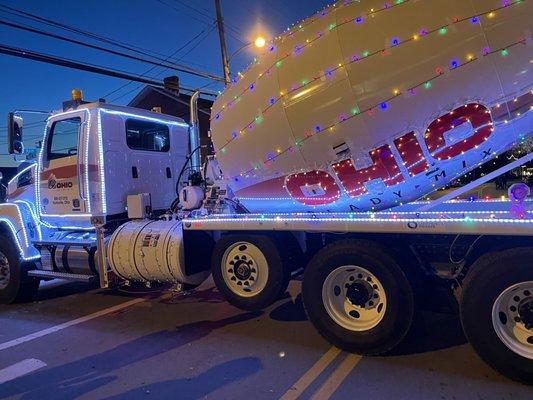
[1,0,532,383]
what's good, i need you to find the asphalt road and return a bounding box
[0,278,532,400]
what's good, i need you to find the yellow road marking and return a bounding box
[309,353,362,400]
[280,347,342,400]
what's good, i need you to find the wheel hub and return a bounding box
[234,259,253,281]
[346,281,373,307]
[518,297,533,330]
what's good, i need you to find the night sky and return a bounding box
[0,0,329,166]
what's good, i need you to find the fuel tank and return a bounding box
[210,0,533,212]
[107,218,211,285]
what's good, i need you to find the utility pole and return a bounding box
[214,0,231,85]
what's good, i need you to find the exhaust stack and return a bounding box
[189,91,201,172]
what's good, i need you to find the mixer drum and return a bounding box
[108,218,210,285]
[210,0,533,213]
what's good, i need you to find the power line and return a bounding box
[102,26,211,100]
[0,4,221,72]
[108,24,219,103]
[0,43,218,97]
[155,0,246,45]
[0,4,182,61]
[0,18,224,82]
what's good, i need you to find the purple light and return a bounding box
[470,16,479,24]
[249,83,255,92]
[355,16,364,24]
[391,37,400,46]
[231,131,238,139]
[380,102,389,110]
[269,97,276,106]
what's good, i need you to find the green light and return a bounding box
[500,49,509,57]
[424,81,432,89]
[221,148,227,154]
[255,115,263,124]
[276,60,283,68]
[301,79,308,85]
[351,106,360,115]
[395,0,404,3]
[439,27,447,35]
[362,50,370,57]
[329,23,336,31]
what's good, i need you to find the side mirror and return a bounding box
[7,112,24,154]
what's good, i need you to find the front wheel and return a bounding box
[302,239,414,355]
[211,234,290,311]
[0,234,40,304]
[460,248,533,384]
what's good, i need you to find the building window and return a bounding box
[126,119,170,152]
[47,117,81,160]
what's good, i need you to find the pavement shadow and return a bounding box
[35,280,98,301]
[103,357,262,400]
[0,311,262,400]
[160,286,226,305]
[387,310,467,356]
[269,294,308,322]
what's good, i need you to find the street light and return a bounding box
[228,36,268,64]
[254,36,266,49]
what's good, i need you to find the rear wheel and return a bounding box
[303,239,414,355]
[0,234,40,304]
[211,234,290,311]
[460,248,533,384]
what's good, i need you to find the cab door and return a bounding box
[39,113,89,217]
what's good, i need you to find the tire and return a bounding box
[211,234,290,311]
[460,247,533,384]
[0,234,40,304]
[302,239,414,355]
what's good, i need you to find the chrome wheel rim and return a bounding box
[0,251,10,290]
[492,281,533,359]
[221,242,269,297]
[322,265,387,332]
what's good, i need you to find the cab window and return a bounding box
[126,119,170,152]
[47,117,81,160]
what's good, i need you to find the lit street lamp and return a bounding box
[226,36,267,79]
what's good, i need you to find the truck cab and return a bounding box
[0,91,193,299]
